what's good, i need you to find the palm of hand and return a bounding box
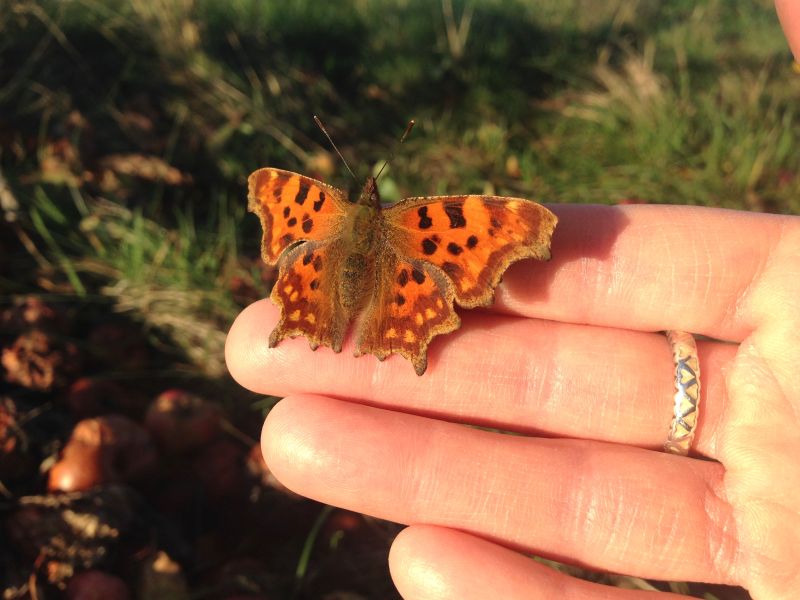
[717,228,800,598]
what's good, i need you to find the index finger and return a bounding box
[494,204,791,341]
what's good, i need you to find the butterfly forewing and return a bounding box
[384,195,557,308]
[248,168,349,265]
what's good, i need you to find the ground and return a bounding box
[0,1,796,598]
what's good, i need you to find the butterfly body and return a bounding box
[248,167,557,375]
[328,178,381,317]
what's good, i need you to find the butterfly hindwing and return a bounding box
[384,195,557,307]
[269,240,349,352]
[248,168,349,265]
[355,249,460,375]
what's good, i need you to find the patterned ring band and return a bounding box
[664,330,701,456]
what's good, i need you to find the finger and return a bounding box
[776,0,800,60]
[495,204,790,342]
[230,300,734,456]
[263,395,737,585]
[390,525,693,600]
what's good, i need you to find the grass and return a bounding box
[1,0,796,597]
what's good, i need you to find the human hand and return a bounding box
[227,204,800,599]
[776,0,800,61]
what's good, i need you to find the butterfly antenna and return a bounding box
[376,119,415,181]
[313,115,358,183]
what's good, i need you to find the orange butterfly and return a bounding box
[248,128,557,376]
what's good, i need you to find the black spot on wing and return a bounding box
[302,252,313,265]
[447,242,463,255]
[310,279,319,290]
[302,217,314,233]
[295,182,310,205]
[283,206,290,218]
[466,235,478,249]
[312,255,323,272]
[417,206,433,229]
[395,294,406,306]
[287,217,297,227]
[444,203,466,228]
[313,191,325,212]
[398,270,409,287]
[281,234,294,245]
[422,238,437,255]
[411,268,426,284]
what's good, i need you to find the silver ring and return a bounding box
[664,330,701,456]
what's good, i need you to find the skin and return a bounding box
[226,9,800,598]
[776,0,800,60]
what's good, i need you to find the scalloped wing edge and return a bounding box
[353,261,462,376]
[247,167,349,266]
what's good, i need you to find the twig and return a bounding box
[0,169,19,222]
[442,0,473,60]
[220,417,258,447]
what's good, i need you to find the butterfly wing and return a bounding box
[384,195,557,307]
[248,168,350,265]
[355,249,460,375]
[269,240,351,352]
[251,170,557,372]
[249,168,352,351]
[355,194,556,375]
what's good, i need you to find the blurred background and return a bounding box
[0,0,796,598]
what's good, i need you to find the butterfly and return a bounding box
[248,136,557,375]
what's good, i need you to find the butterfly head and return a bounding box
[356,176,381,208]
